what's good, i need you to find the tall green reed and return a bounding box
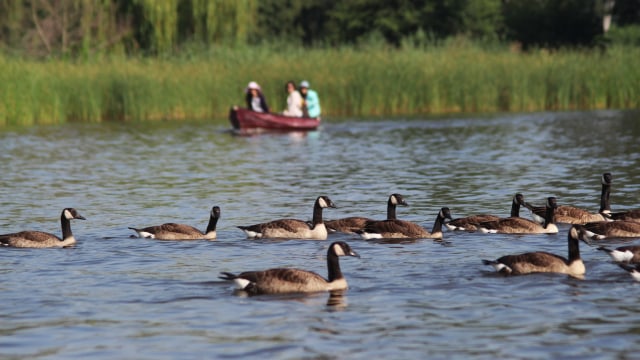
[0,44,638,127]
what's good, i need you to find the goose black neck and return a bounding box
[387,200,397,220]
[61,212,72,240]
[205,214,219,233]
[511,199,521,217]
[543,205,555,229]
[568,231,581,262]
[326,250,343,282]
[599,182,611,213]
[431,213,445,234]
[311,203,324,229]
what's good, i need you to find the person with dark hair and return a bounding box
[283,80,304,117]
[245,81,269,113]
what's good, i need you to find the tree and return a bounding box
[0,0,131,58]
[613,0,640,25]
[503,0,603,49]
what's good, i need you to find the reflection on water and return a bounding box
[227,289,347,310]
[1,110,640,359]
[326,290,348,309]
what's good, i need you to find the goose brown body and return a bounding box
[358,207,452,239]
[238,196,335,240]
[325,193,408,234]
[0,208,86,248]
[578,220,640,240]
[482,225,587,277]
[528,205,609,225]
[129,206,220,240]
[478,197,559,234]
[219,241,359,294]
[446,194,524,231]
[526,173,612,225]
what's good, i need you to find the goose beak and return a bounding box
[349,250,360,258]
[76,215,87,220]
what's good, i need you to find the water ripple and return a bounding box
[1,110,640,359]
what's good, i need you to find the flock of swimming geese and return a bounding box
[3,172,640,294]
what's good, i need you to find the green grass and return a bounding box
[1,44,639,126]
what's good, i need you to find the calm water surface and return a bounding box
[1,110,640,359]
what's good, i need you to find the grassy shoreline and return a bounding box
[1,44,638,126]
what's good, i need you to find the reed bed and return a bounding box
[1,44,638,126]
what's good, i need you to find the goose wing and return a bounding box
[221,268,329,294]
[499,252,567,267]
[242,219,311,233]
[492,252,569,274]
[325,217,371,233]
[130,223,203,239]
[0,231,60,244]
[361,219,429,238]
[583,220,640,237]
[153,223,203,236]
[479,217,542,233]
[554,206,604,224]
[239,219,316,238]
[447,215,499,231]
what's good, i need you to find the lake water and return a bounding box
[1,110,640,359]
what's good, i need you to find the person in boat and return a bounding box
[283,80,304,117]
[245,81,269,113]
[299,80,321,118]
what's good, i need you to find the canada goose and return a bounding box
[595,172,640,222]
[525,173,612,224]
[128,206,220,240]
[0,208,86,248]
[325,193,408,234]
[604,171,640,221]
[617,263,640,281]
[445,193,525,231]
[597,245,640,263]
[576,220,640,240]
[477,197,559,234]
[238,196,335,240]
[219,241,359,294]
[482,225,587,277]
[357,207,452,240]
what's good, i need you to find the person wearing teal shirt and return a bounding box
[299,80,321,118]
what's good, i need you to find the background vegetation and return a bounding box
[1,0,639,125]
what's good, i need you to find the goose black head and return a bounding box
[390,193,409,207]
[330,241,360,258]
[317,196,337,209]
[63,208,86,221]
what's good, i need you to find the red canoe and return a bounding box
[229,107,321,134]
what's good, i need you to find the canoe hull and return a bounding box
[229,107,320,134]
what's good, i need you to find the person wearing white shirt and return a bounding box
[283,80,304,117]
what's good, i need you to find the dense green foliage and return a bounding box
[2,0,640,57]
[1,43,638,126]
